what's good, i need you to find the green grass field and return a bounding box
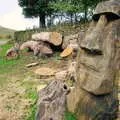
[0,43,38,119]
[0,26,15,38]
[0,43,76,120]
[0,44,29,74]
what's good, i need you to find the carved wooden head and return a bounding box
[77,0,120,95]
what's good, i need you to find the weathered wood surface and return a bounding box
[20,40,38,51]
[60,47,73,58]
[32,32,63,46]
[62,34,79,49]
[34,67,55,79]
[20,40,53,56]
[36,80,70,120]
[67,0,120,119]
[26,62,39,68]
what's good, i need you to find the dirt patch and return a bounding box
[0,77,28,120]
[0,54,69,120]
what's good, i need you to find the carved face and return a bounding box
[77,14,120,95]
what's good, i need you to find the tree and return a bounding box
[51,0,104,23]
[18,0,55,28]
[78,0,104,22]
[18,0,104,28]
[51,0,80,24]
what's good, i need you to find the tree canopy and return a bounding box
[18,0,103,28]
[18,0,56,28]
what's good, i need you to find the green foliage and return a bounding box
[18,0,56,28]
[18,0,104,28]
[51,0,103,22]
[53,52,63,60]
[26,104,37,120]
[24,87,38,120]
[51,1,80,14]
[64,111,77,120]
[25,88,37,100]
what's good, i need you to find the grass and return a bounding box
[0,43,76,120]
[0,44,17,85]
[24,87,38,120]
[0,26,15,38]
[26,104,37,120]
[24,87,38,101]
[53,52,63,60]
[0,44,13,56]
[64,111,77,120]
[0,43,39,120]
[0,44,36,74]
[0,38,11,41]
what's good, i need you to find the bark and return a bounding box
[39,14,46,28]
[70,13,73,25]
[84,5,88,23]
[75,13,78,24]
[32,32,63,46]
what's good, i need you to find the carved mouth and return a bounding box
[80,62,99,72]
[80,47,103,56]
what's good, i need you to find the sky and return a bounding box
[0,0,39,30]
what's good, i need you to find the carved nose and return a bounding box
[80,15,107,54]
[80,37,102,52]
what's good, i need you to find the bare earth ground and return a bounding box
[0,49,68,120]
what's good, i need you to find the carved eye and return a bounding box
[92,14,100,21]
[63,84,67,90]
[106,13,120,21]
[93,13,119,22]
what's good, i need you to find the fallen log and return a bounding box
[32,32,63,46]
[62,34,79,49]
[60,47,73,58]
[34,44,53,56]
[25,62,39,68]
[34,67,55,79]
[20,40,38,51]
[20,40,53,56]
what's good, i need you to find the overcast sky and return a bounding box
[0,0,39,30]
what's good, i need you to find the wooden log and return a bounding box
[62,34,79,49]
[25,62,39,68]
[20,40,38,51]
[60,47,73,58]
[34,44,53,56]
[34,67,55,79]
[39,45,53,55]
[32,32,62,46]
